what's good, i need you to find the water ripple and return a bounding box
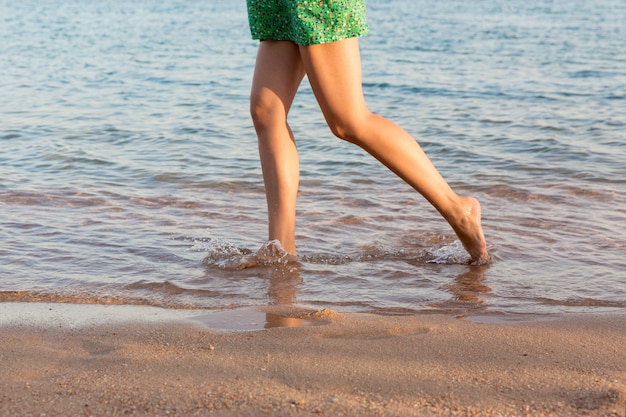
[1,0,625,318]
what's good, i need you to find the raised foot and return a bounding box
[451,197,491,265]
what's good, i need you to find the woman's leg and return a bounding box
[250,41,306,255]
[299,38,489,263]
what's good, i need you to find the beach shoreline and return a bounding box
[1,302,624,416]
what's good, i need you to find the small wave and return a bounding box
[0,288,221,310]
[537,297,626,309]
[0,190,108,208]
[0,290,166,308]
[122,280,221,298]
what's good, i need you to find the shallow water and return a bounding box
[1,0,625,320]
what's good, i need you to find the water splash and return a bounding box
[198,237,474,269]
[426,241,469,265]
[202,240,298,271]
[195,238,252,259]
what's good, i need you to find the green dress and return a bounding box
[246,0,369,46]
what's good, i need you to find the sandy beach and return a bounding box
[0,303,624,417]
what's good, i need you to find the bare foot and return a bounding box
[217,240,299,270]
[448,197,490,265]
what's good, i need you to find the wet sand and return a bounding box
[0,303,624,417]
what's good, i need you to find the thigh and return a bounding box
[251,41,306,115]
[299,38,369,125]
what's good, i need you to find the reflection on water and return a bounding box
[191,308,313,332]
[267,264,303,306]
[205,247,494,320]
[449,267,491,304]
[430,266,492,318]
[264,313,305,329]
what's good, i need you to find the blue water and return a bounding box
[1,0,625,320]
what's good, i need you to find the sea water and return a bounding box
[1,0,625,320]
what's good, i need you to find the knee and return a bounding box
[249,96,270,130]
[250,92,284,132]
[326,112,370,145]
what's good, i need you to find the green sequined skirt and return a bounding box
[246,0,369,46]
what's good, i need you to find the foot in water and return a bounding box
[449,197,490,265]
[217,240,299,270]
